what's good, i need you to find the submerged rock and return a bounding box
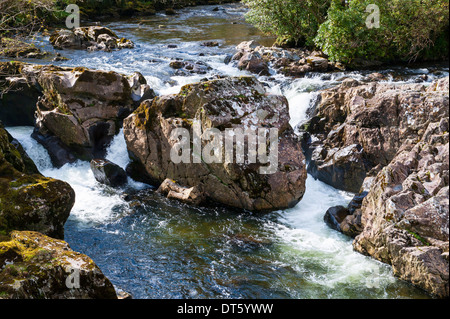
[90,159,128,187]
[0,122,75,239]
[49,26,134,52]
[169,60,212,75]
[201,41,219,47]
[123,76,307,212]
[0,231,118,299]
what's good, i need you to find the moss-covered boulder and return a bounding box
[0,38,48,59]
[0,231,117,299]
[0,122,75,239]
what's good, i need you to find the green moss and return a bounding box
[406,230,430,246]
[133,99,158,130]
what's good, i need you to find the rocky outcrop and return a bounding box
[0,38,48,59]
[301,77,449,193]
[232,41,336,77]
[315,77,449,297]
[0,122,120,299]
[124,76,307,212]
[90,159,128,187]
[353,115,449,298]
[0,231,117,299]
[1,62,155,166]
[169,60,212,76]
[50,26,134,52]
[0,122,75,239]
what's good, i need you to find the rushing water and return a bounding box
[5,3,448,299]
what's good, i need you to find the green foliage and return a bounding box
[242,0,331,47]
[314,0,449,64]
[244,0,449,64]
[0,0,69,35]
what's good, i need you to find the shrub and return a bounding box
[314,0,449,64]
[242,0,331,47]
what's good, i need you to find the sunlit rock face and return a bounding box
[301,77,449,193]
[0,122,75,239]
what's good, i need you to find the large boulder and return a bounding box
[237,52,270,76]
[5,63,156,166]
[324,187,369,238]
[233,41,270,76]
[124,76,307,212]
[0,231,118,299]
[49,26,134,52]
[301,77,449,192]
[0,122,75,239]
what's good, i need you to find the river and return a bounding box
[6,3,448,299]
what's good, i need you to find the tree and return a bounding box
[314,0,449,64]
[242,0,331,47]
